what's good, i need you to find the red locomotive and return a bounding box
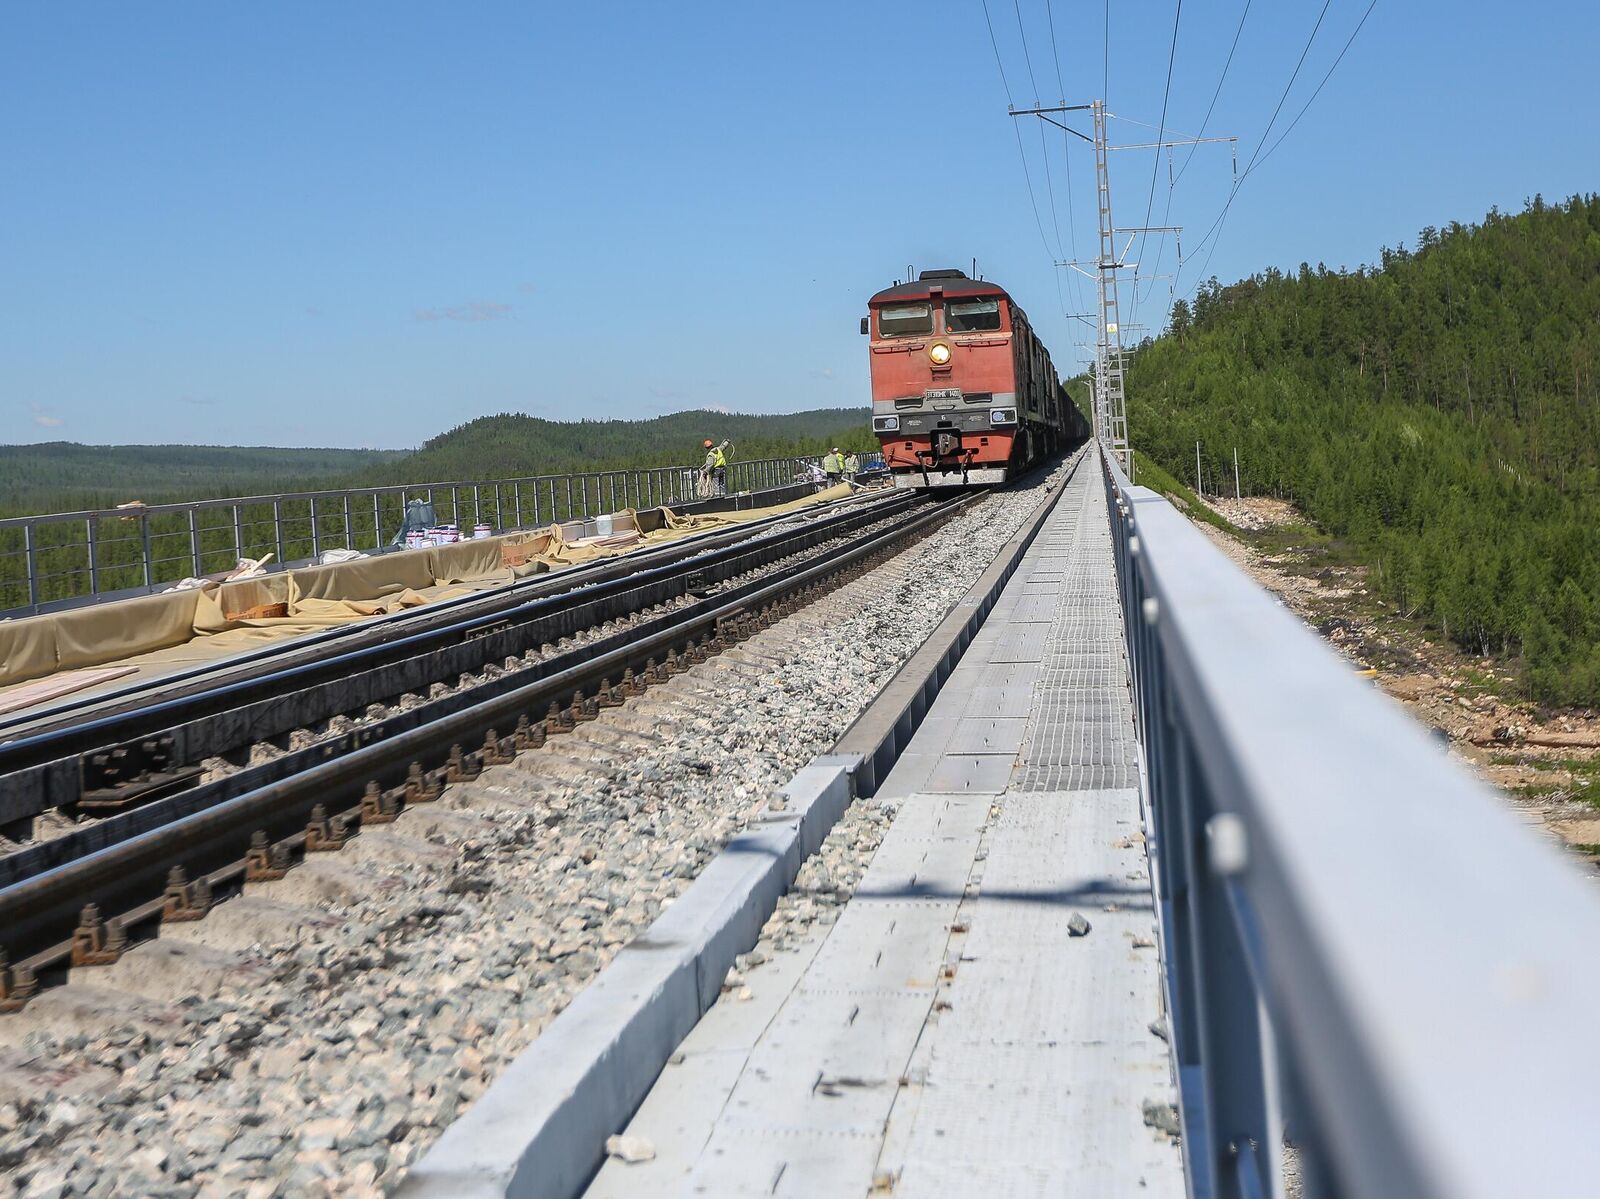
[861,269,1089,487]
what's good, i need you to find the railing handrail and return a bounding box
[1103,445,1600,1197]
[0,451,885,616]
[0,453,819,529]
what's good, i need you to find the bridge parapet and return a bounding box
[1103,447,1600,1198]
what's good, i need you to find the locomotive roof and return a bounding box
[868,270,1011,305]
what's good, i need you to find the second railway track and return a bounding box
[0,482,976,998]
[0,458,1074,1197]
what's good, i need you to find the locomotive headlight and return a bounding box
[990,408,1017,426]
[928,342,952,366]
[873,415,900,433]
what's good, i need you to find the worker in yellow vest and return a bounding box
[703,439,730,497]
[821,448,844,486]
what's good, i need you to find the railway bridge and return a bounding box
[1,447,1598,1198]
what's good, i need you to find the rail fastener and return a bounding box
[161,866,214,921]
[0,487,978,1011]
[71,903,127,967]
[0,951,37,1012]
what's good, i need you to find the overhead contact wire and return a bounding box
[982,0,1071,339]
[1135,0,1183,318]
[1176,0,1336,298]
[1045,0,1087,324]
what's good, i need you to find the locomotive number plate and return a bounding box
[924,388,962,401]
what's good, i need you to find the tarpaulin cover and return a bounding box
[0,483,858,701]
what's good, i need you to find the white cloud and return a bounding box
[413,300,513,323]
[28,402,62,428]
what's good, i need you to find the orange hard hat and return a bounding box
[704,439,714,447]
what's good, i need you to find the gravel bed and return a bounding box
[726,790,901,990]
[20,495,903,826]
[0,463,1067,1198]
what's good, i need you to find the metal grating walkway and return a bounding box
[1013,463,1138,790]
[586,461,1181,1197]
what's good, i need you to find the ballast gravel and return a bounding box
[0,465,1067,1199]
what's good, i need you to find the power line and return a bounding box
[1182,0,1375,299]
[1173,0,1252,188]
[1238,0,1333,180]
[981,0,1017,108]
[1253,0,1378,173]
[1175,0,1336,297]
[1135,0,1183,316]
[1014,1,1065,261]
[1013,0,1042,104]
[981,0,1072,328]
[1045,0,1086,316]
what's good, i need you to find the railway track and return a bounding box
[0,487,919,828]
[0,461,1074,1196]
[0,484,977,1006]
[0,487,925,860]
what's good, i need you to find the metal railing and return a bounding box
[1102,446,1600,1198]
[0,454,857,617]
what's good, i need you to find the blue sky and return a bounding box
[3,2,1595,448]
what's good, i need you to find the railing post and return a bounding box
[271,499,285,569]
[86,518,99,597]
[373,493,383,549]
[232,504,244,565]
[24,522,40,612]
[309,496,321,560]
[188,507,203,578]
[514,481,524,530]
[343,493,354,550]
[140,513,155,591]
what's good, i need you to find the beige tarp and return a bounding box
[0,483,861,696]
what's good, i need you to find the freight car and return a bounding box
[861,269,1089,488]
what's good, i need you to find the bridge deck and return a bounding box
[588,462,1183,1196]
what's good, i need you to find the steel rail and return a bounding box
[0,491,921,819]
[0,492,922,882]
[0,487,892,740]
[0,489,979,983]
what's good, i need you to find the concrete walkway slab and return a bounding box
[586,460,1184,1197]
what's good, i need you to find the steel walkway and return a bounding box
[588,460,1181,1196]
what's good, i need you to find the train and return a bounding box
[861,268,1090,488]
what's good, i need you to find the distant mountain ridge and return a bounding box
[362,408,874,485]
[0,443,407,510]
[0,407,873,514]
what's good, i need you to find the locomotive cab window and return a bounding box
[946,298,1002,332]
[878,303,933,336]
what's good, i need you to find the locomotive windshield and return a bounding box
[878,303,933,336]
[946,298,1002,332]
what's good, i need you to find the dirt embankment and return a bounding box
[1187,496,1600,867]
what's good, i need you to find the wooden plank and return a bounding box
[0,666,139,717]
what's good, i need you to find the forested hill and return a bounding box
[358,408,873,485]
[0,444,406,511]
[0,408,872,516]
[1128,193,1600,702]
